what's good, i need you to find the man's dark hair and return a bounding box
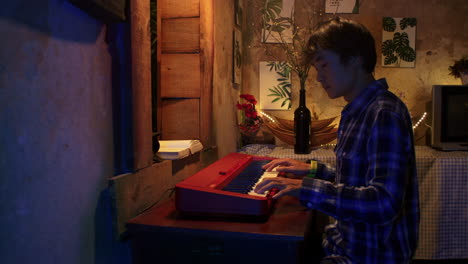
[305,17,377,73]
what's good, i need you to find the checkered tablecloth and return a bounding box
[415,147,468,259]
[239,144,468,260]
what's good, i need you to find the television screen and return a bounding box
[432,85,468,151]
[442,87,468,142]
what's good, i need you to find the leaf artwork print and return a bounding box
[400,18,417,30]
[382,17,417,68]
[383,17,396,32]
[267,61,291,108]
[259,61,292,110]
[261,0,295,43]
[233,29,242,84]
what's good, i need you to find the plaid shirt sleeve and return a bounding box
[311,160,336,182]
[300,110,413,225]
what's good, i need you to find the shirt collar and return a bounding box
[341,78,389,118]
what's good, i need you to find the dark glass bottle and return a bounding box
[294,89,311,154]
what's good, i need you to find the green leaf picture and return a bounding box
[400,18,417,30]
[352,0,360,14]
[382,39,395,56]
[383,17,396,32]
[266,61,291,109]
[259,61,291,110]
[397,46,416,62]
[233,29,242,84]
[382,17,417,67]
[262,0,282,22]
[393,32,410,48]
[264,16,292,34]
[261,0,294,43]
[384,54,398,65]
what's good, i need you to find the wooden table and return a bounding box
[126,196,316,264]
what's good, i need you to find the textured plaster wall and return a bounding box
[0,1,115,263]
[213,0,242,157]
[243,0,468,145]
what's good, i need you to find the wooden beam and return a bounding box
[131,0,153,170]
[199,0,214,146]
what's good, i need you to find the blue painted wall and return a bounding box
[0,1,129,263]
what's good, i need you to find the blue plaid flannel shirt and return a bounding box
[300,79,420,264]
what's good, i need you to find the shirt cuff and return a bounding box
[300,177,320,209]
[305,160,318,178]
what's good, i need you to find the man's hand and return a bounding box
[254,177,302,199]
[262,158,310,175]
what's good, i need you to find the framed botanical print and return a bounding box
[233,28,242,84]
[261,0,295,43]
[259,61,291,110]
[382,17,417,68]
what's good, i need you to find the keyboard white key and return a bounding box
[248,170,279,197]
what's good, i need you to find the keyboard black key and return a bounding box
[222,160,271,194]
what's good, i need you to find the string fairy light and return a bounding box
[320,143,336,148]
[258,110,276,123]
[413,112,427,130]
[259,110,426,149]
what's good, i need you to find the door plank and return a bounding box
[161,18,200,53]
[160,0,200,18]
[160,54,201,98]
[161,99,200,139]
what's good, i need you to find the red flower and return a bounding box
[237,94,261,135]
[240,94,257,105]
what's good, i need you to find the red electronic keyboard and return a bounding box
[175,153,283,221]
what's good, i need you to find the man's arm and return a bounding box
[300,110,413,225]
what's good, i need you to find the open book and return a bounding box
[157,140,204,160]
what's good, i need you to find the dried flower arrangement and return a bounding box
[449,56,468,78]
[257,0,323,90]
[449,56,468,85]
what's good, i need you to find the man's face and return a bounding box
[312,50,358,100]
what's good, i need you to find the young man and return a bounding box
[255,17,419,264]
